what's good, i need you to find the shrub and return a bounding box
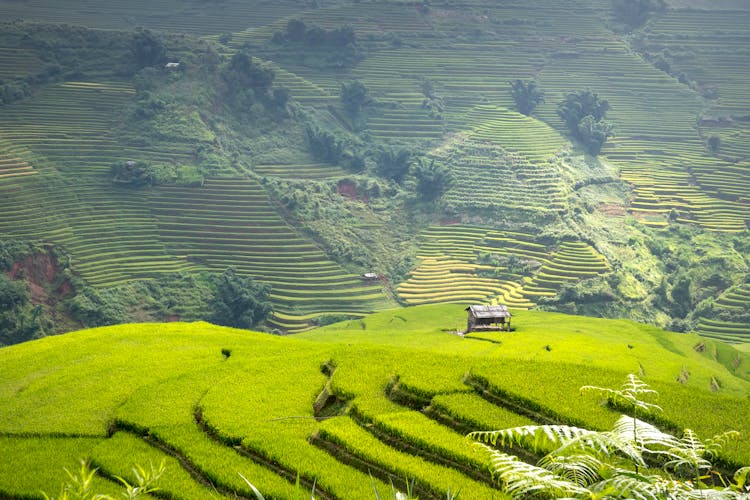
[375,147,412,183]
[557,90,613,155]
[209,268,272,329]
[509,79,544,116]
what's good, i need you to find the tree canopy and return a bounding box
[613,0,667,29]
[223,51,275,96]
[557,89,614,155]
[413,158,453,202]
[375,147,412,184]
[340,79,370,118]
[509,79,544,116]
[132,29,166,69]
[210,268,272,329]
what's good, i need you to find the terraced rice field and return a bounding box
[148,177,390,331]
[2,310,749,497]
[0,138,36,179]
[0,47,41,80]
[432,136,567,213]
[0,79,390,327]
[398,225,610,309]
[263,2,749,233]
[696,283,750,344]
[0,81,201,285]
[0,0,306,35]
[253,161,347,179]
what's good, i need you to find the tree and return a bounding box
[707,135,721,154]
[340,79,370,118]
[576,115,615,155]
[509,79,544,116]
[376,147,412,184]
[614,0,667,29]
[0,275,40,345]
[470,374,750,499]
[285,19,307,42]
[210,268,272,329]
[224,52,275,95]
[557,90,613,156]
[557,89,610,129]
[67,286,126,327]
[413,158,453,201]
[111,160,175,187]
[132,29,166,69]
[306,126,345,164]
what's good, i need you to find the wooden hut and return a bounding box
[465,305,512,332]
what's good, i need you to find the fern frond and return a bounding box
[582,374,662,415]
[538,453,604,486]
[664,428,714,477]
[590,472,665,500]
[704,431,741,460]
[476,444,591,498]
[612,415,681,452]
[469,424,593,454]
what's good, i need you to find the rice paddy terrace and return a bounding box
[1,306,749,498]
[0,78,389,331]
[397,225,610,308]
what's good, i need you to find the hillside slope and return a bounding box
[1,307,749,497]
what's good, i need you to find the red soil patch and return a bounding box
[598,203,627,217]
[439,217,462,225]
[6,252,71,305]
[337,180,368,204]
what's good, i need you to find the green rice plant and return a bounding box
[41,459,165,500]
[2,310,750,496]
[429,393,535,433]
[359,407,488,474]
[0,437,117,498]
[90,432,218,499]
[197,349,392,498]
[316,416,507,499]
[150,423,299,499]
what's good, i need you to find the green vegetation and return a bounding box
[509,79,544,116]
[209,267,272,329]
[1,305,749,496]
[557,89,614,155]
[613,0,666,30]
[471,374,749,498]
[413,158,453,202]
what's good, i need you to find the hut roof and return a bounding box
[466,304,511,318]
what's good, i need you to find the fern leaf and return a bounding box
[476,444,591,498]
[612,415,681,451]
[589,469,698,500]
[469,425,593,454]
[538,453,604,486]
[582,374,663,415]
[704,431,740,460]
